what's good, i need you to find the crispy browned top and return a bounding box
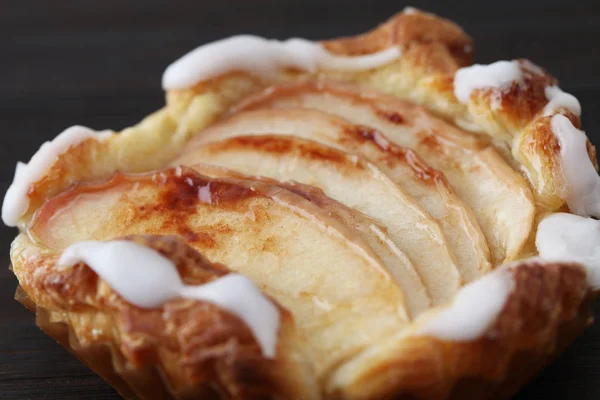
[30,168,266,253]
[344,124,441,182]
[470,60,559,134]
[229,81,451,184]
[321,10,473,68]
[204,135,358,168]
[33,167,259,220]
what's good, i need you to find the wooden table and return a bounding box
[1,1,599,398]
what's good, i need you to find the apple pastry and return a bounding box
[4,7,599,400]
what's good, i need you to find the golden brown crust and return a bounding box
[325,17,595,211]
[318,11,596,212]
[449,61,595,211]
[328,260,595,400]
[13,234,314,400]
[467,61,557,136]
[321,10,473,69]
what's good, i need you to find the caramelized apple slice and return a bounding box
[30,167,409,379]
[178,107,490,282]
[231,82,536,264]
[192,162,431,318]
[180,135,461,304]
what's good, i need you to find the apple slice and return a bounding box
[29,167,409,379]
[180,135,462,305]
[191,162,432,318]
[178,107,490,282]
[230,82,536,264]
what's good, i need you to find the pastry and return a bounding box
[4,7,599,400]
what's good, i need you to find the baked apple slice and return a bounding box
[179,134,462,304]
[26,167,410,379]
[230,82,536,264]
[178,108,490,284]
[191,162,431,318]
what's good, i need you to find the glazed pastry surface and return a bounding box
[5,7,600,400]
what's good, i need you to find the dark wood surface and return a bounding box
[1,1,599,398]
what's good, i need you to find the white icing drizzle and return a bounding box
[536,213,600,289]
[162,35,401,90]
[544,86,581,116]
[59,240,280,358]
[415,267,515,340]
[551,114,600,217]
[454,60,522,104]
[2,126,113,227]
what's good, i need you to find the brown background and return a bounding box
[1,0,599,398]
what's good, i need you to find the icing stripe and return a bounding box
[544,86,581,116]
[453,60,522,104]
[415,267,514,340]
[551,114,600,217]
[2,126,112,227]
[162,35,401,90]
[537,213,600,289]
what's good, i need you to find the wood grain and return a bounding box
[1,0,599,398]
